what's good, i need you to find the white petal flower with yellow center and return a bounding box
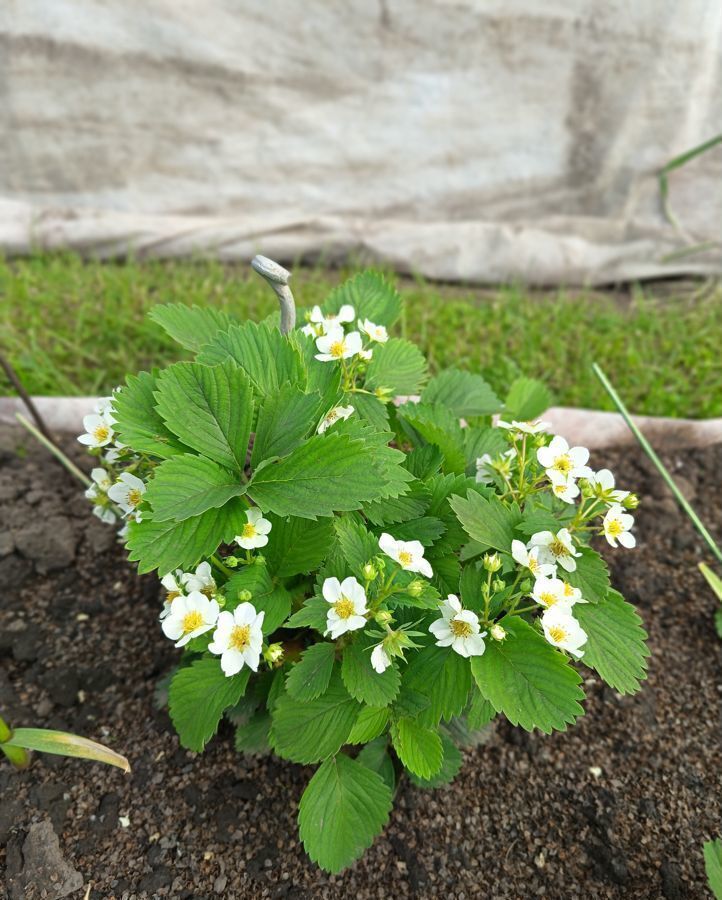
[107,472,146,516]
[318,405,355,434]
[561,580,585,604]
[359,348,373,361]
[161,591,220,647]
[541,606,587,658]
[476,448,516,484]
[314,329,363,362]
[530,576,577,610]
[160,569,185,619]
[511,539,557,578]
[549,471,581,505]
[92,505,118,525]
[378,533,433,578]
[602,505,636,549]
[358,319,388,343]
[497,419,551,435]
[537,436,593,481]
[371,642,392,674]
[310,303,355,329]
[78,414,115,448]
[529,528,581,573]
[208,603,265,676]
[90,467,113,492]
[429,594,487,658]
[182,561,217,598]
[323,576,368,639]
[591,469,630,505]
[234,508,272,550]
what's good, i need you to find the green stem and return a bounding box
[16,413,91,487]
[593,363,722,565]
[507,604,537,616]
[211,554,234,578]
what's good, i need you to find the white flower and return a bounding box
[511,539,557,578]
[107,472,146,515]
[323,576,368,639]
[530,575,579,610]
[549,471,581,505]
[561,580,584,604]
[160,569,185,619]
[591,469,630,505]
[541,606,587,658]
[529,528,581,573]
[94,396,117,423]
[311,303,355,328]
[161,591,220,647]
[602,505,636,549]
[318,405,355,434]
[234,508,272,550]
[104,447,123,464]
[359,319,388,343]
[371,643,392,674]
[497,419,551,434]
[182,561,216,598]
[92,505,118,525]
[537,436,592,481]
[475,448,516,484]
[90,467,112,492]
[378,533,433,578]
[490,623,507,641]
[78,413,115,448]
[208,603,265,676]
[314,330,363,362]
[429,595,486,658]
[359,348,373,361]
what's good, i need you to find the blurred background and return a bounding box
[1,1,721,415]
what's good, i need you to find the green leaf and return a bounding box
[270,671,360,763]
[341,642,400,707]
[402,647,471,727]
[286,643,336,702]
[334,516,379,579]
[126,500,249,575]
[449,491,522,553]
[155,360,253,472]
[251,384,321,467]
[357,735,396,792]
[144,455,245,522]
[148,303,233,352]
[169,658,249,752]
[323,270,402,327]
[504,377,552,421]
[704,839,722,900]
[574,590,649,694]
[4,728,130,772]
[397,402,467,475]
[408,734,462,788]
[470,615,585,734]
[263,514,334,578]
[391,717,443,779]
[404,445,444,480]
[565,547,611,603]
[285,596,329,633]
[466,689,497,729]
[389,516,446,547]
[346,706,389,744]
[700,562,722,602]
[248,432,395,518]
[234,711,271,755]
[363,480,431,526]
[298,753,393,874]
[347,391,390,431]
[224,566,291,634]
[422,369,501,417]
[463,427,508,470]
[197,320,306,398]
[112,371,188,459]
[366,338,428,395]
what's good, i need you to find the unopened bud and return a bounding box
[490,624,507,642]
[407,580,424,598]
[492,578,505,594]
[224,555,239,568]
[483,553,501,573]
[362,562,378,581]
[375,610,393,626]
[264,643,284,665]
[237,590,252,602]
[216,593,227,609]
[254,554,266,567]
[623,494,639,510]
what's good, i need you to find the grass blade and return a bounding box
[5,728,130,773]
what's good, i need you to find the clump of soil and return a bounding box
[1,425,721,898]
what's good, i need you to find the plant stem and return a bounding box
[15,413,91,487]
[593,363,722,565]
[211,554,234,578]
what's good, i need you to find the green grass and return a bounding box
[1,253,720,418]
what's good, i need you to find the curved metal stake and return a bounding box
[251,255,296,334]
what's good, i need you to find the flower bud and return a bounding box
[375,610,393,626]
[623,493,639,510]
[490,624,507,642]
[406,579,424,598]
[263,643,284,665]
[254,554,266,567]
[216,593,227,609]
[224,555,239,568]
[237,589,253,602]
[492,578,506,594]
[362,562,378,582]
[483,552,502,573]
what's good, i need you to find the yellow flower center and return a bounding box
[548,625,568,643]
[229,624,251,651]
[550,538,569,558]
[552,455,573,476]
[528,555,539,574]
[200,585,215,600]
[398,551,413,567]
[242,523,257,539]
[93,425,109,442]
[329,340,346,358]
[450,618,473,639]
[606,518,623,537]
[128,488,143,507]
[326,410,338,423]
[539,591,557,607]
[166,590,180,602]
[182,610,204,634]
[334,597,356,619]
[563,582,575,598]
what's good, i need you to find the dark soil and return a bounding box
[1,425,721,899]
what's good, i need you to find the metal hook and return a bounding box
[251,255,296,335]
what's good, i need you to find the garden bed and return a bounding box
[1,425,721,899]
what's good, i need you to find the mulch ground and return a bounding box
[1,425,721,899]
